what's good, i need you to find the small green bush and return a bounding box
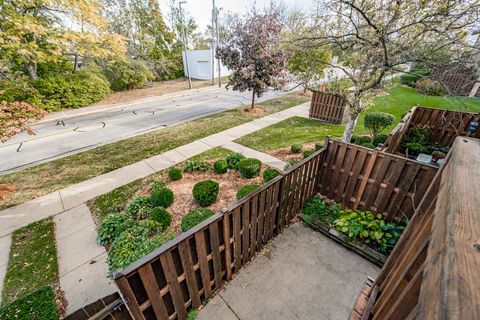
[237,158,262,178]
[184,160,211,172]
[364,112,395,138]
[104,59,155,91]
[97,213,135,245]
[213,159,228,174]
[290,144,303,154]
[168,168,183,181]
[151,187,174,208]
[399,68,430,87]
[303,149,315,159]
[403,127,429,155]
[263,168,280,183]
[192,180,219,206]
[236,184,260,200]
[350,135,358,143]
[284,159,300,170]
[415,78,445,96]
[360,142,376,149]
[355,136,372,145]
[226,152,245,169]
[148,207,172,230]
[0,286,59,320]
[315,143,323,151]
[372,134,388,147]
[302,196,341,225]
[181,209,215,231]
[127,196,151,215]
[151,180,167,193]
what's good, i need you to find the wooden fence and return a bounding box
[383,106,480,154]
[431,65,480,97]
[309,90,346,124]
[113,147,325,320]
[318,138,438,222]
[350,136,480,320]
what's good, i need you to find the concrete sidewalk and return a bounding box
[0,102,309,238]
[197,223,379,320]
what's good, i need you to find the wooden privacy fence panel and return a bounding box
[382,107,415,153]
[350,137,480,320]
[431,65,480,97]
[309,91,346,124]
[383,106,480,154]
[113,149,325,320]
[318,138,438,222]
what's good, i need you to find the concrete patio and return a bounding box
[197,223,379,320]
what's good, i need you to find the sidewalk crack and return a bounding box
[218,293,242,320]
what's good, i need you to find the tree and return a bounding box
[0,101,45,142]
[297,0,480,141]
[216,10,288,109]
[364,112,394,139]
[0,0,126,80]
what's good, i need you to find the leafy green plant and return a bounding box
[403,126,430,156]
[284,159,300,170]
[237,158,262,178]
[364,112,395,138]
[168,168,183,181]
[181,209,215,232]
[263,168,280,183]
[104,59,155,91]
[184,160,211,172]
[226,152,245,169]
[355,136,372,145]
[97,213,135,245]
[236,184,260,200]
[213,159,228,174]
[303,149,315,159]
[148,207,172,230]
[315,143,323,151]
[151,180,167,193]
[0,286,58,320]
[290,143,303,154]
[399,68,430,87]
[372,134,388,147]
[192,180,219,206]
[302,196,339,224]
[378,219,408,255]
[415,78,445,96]
[360,142,376,149]
[187,309,198,320]
[127,196,151,215]
[150,187,174,208]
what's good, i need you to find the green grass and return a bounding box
[1,219,58,304]
[189,147,235,162]
[237,85,480,151]
[0,286,58,320]
[0,93,309,210]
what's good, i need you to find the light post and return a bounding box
[179,1,192,89]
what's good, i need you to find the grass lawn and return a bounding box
[237,85,480,151]
[1,219,58,304]
[0,286,58,320]
[0,93,309,210]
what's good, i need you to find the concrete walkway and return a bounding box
[197,223,379,320]
[0,101,309,314]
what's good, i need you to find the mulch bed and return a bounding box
[267,142,317,162]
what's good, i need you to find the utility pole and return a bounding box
[179,1,192,89]
[211,0,215,85]
[215,5,221,87]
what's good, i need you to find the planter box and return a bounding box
[299,213,387,267]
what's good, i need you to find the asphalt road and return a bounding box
[0,87,288,174]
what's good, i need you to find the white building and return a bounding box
[182,50,231,80]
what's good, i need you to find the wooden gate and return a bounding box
[309,90,346,124]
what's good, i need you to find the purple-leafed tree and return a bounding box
[216,10,288,109]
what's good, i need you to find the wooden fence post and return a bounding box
[354,149,379,210]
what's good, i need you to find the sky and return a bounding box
[159,0,315,32]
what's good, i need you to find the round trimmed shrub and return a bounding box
[355,136,372,145]
[236,184,260,200]
[168,168,183,181]
[364,112,395,138]
[127,196,151,215]
[237,158,262,178]
[226,152,245,169]
[315,143,323,151]
[192,180,220,207]
[263,168,280,183]
[148,207,172,230]
[290,144,303,154]
[181,209,215,231]
[360,142,376,149]
[303,149,315,159]
[373,134,388,147]
[151,187,174,208]
[214,159,228,174]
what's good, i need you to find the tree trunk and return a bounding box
[25,61,38,81]
[342,111,360,142]
[251,90,256,109]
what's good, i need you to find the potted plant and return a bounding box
[431,151,446,163]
